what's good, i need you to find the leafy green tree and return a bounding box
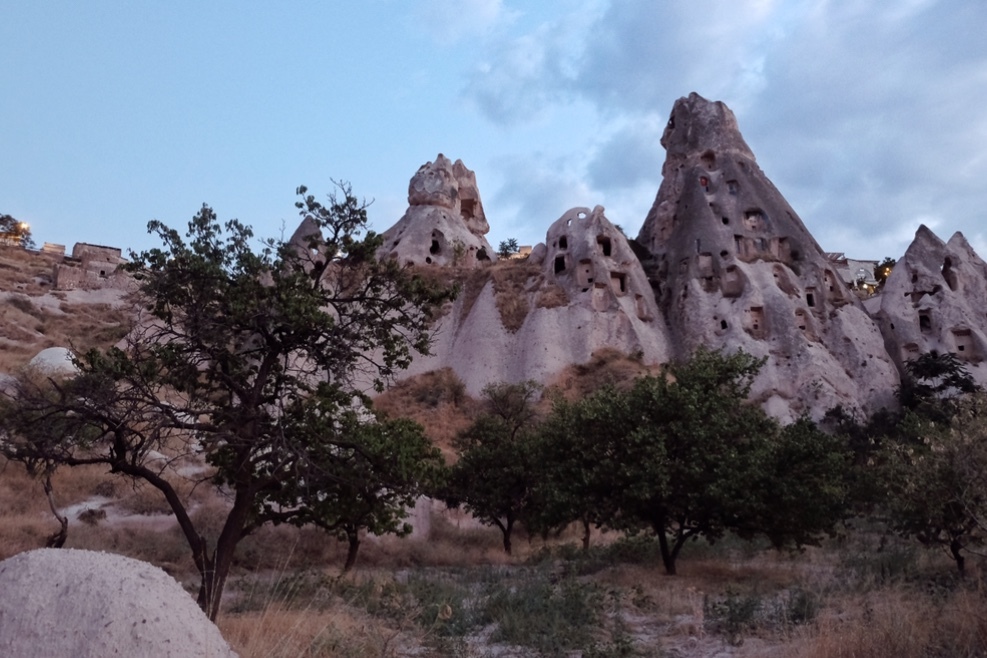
[529,386,637,550]
[0,184,454,619]
[260,409,445,573]
[497,238,520,259]
[736,418,850,549]
[883,393,987,573]
[535,348,849,574]
[0,213,35,248]
[445,381,541,554]
[601,349,775,574]
[898,351,978,423]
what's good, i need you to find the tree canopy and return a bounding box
[445,381,542,555]
[535,348,849,574]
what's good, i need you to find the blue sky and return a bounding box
[2,1,986,262]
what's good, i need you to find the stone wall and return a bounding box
[53,242,130,291]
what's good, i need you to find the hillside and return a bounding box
[0,246,132,373]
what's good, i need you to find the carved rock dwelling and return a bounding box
[878,226,987,385]
[635,92,898,419]
[294,94,987,421]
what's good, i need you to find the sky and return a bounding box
[2,1,986,262]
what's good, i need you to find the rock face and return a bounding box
[878,226,987,384]
[637,92,897,419]
[398,206,669,394]
[378,154,495,268]
[0,549,237,658]
[543,206,660,323]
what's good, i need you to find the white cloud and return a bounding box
[487,152,596,246]
[414,0,516,44]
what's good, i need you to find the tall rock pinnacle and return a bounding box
[638,92,897,418]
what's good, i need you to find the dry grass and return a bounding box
[449,259,543,333]
[373,368,478,455]
[0,297,132,372]
[536,280,569,309]
[490,261,540,332]
[457,267,491,323]
[220,605,413,658]
[795,586,987,657]
[0,246,57,295]
[546,348,658,402]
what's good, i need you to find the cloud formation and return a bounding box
[413,0,515,44]
[462,0,987,258]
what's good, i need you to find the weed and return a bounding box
[840,538,920,587]
[779,586,820,626]
[483,567,603,654]
[704,588,762,645]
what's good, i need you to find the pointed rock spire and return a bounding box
[638,92,897,418]
[878,225,987,384]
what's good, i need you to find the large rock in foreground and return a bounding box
[0,549,237,658]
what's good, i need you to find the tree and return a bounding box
[529,386,638,550]
[596,349,775,574]
[535,348,849,574]
[0,214,35,249]
[898,350,978,423]
[0,184,454,619]
[445,381,541,554]
[261,410,446,572]
[882,394,987,573]
[497,238,520,259]
[736,418,849,550]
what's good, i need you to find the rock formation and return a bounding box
[378,154,495,268]
[637,92,898,419]
[366,96,987,419]
[878,226,987,384]
[0,549,237,657]
[26,347,78,377]
[396,205,670,394]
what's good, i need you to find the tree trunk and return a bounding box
[343,531,360,573]
[495,517,514,555]
[581,518,591,552]
[950,538,966,575]
[198,488,254,621]
[42,474,68,549]
[657,530,677,575]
